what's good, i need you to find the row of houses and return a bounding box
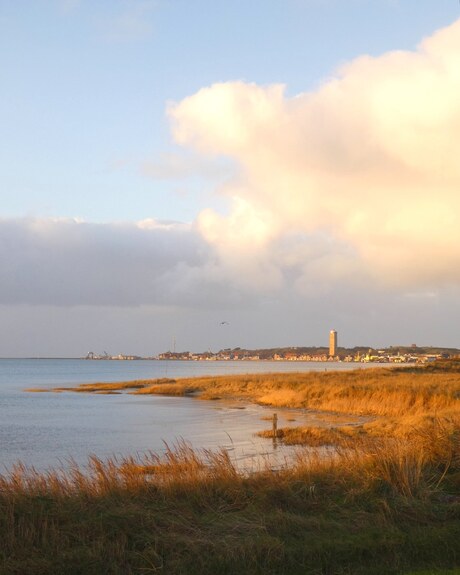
[157,350,447,363]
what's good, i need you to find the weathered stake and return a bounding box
[272,413,278,439]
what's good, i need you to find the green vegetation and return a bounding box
[1,433,459,575]
[9,359,460,574]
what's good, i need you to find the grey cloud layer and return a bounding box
[0,218,215,306]
[0,217,362,307]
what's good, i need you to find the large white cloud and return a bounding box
[168,18,460,291]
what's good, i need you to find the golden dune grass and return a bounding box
[29,365,460,419]
[43,378,178,393]
[0,441,240,500]
[128,368,460,420]
[135,382,196,396]
[2,416,458,499]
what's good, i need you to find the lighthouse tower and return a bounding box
[329,330,337,357]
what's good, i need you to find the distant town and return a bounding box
[84,330,460,364]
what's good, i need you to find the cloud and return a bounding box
[0,210,441,324]
[4,17,460,316]
[168,18,460,292]
[0,217,222,307]
[0,214,356,309]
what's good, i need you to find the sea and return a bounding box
[0,358,380,473]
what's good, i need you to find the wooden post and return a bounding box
[272,413,278,439]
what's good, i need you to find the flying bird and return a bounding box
[220,321,229,325]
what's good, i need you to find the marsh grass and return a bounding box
[1,427,459,574]
[42,365,460,419]
[14,360,460,573]
[258,425,356,446]
[135,382,195,396]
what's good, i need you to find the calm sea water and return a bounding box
[0,359,376,472]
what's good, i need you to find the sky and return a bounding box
[2,0,460,357]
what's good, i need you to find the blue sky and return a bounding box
[2,0,458,223]
[1,1,460,356]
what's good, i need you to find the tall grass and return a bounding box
[1,419,458,504]
[15,360,460,573]
[1,423,459,574]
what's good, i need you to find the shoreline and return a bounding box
[26,361,460,449]
[4,360,460,574]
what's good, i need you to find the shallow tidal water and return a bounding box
[0,359,380,472]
